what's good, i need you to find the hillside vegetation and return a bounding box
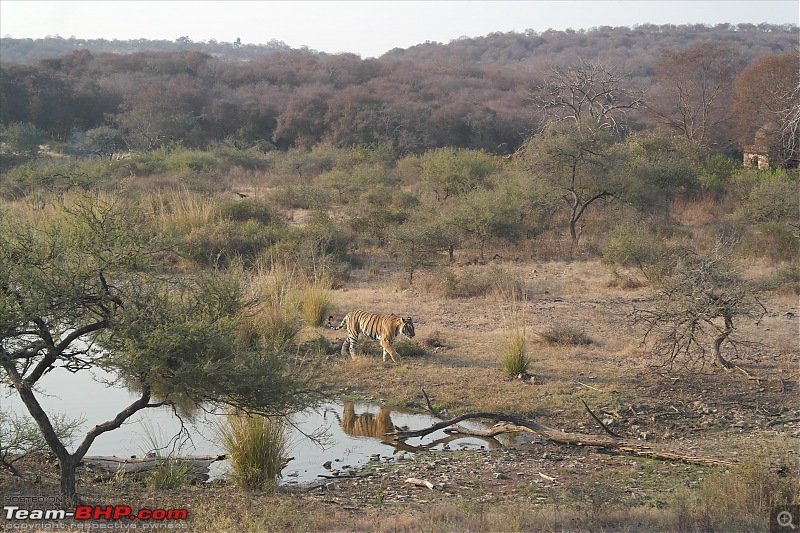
[1,23,797,158]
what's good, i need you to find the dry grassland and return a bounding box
[5,257,798,532]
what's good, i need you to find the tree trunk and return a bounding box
[713,315,734,369]
[569,216,580,247]
[567,191,581,247]
[3,364,156,507]
[59,457,79,507]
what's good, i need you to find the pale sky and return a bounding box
[1,1,797,58]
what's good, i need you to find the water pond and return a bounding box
[2,368,522,485]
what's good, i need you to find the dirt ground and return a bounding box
[303,258,800,512]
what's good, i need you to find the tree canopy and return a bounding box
[0,194,322,504]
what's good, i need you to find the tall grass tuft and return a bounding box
[674,455,800,532]
[500,327,531,378]
[139,422,191,490]
[217,411,288,491]
[244,260,303,352]
[298,278,334,327]
[499,288,532,378]
[151,188,217,232]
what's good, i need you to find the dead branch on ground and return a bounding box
[385,389,738,468]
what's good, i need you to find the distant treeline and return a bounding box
[0,23,797,158]
[1,23,796,65]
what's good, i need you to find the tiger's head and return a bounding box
[400,316,415,338]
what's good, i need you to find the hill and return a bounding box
[2,23,796,66]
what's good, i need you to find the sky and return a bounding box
[1,1,797,59]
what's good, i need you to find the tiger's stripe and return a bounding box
[329,311,415,364]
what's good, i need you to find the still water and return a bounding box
[2,368,516,485]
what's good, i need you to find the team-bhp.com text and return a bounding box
[4,505,188,521]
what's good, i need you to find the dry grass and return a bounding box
[150,188,218,231]
[537,325,593,346]
[298,279,334,327]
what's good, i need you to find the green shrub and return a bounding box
[0,411,83,476]
[186,220,289,266]
[264,144,341,181]
[741,171,799,224]
[732,167,798,212]
[750,222,800,262]
[0,156,132,198]
[419,147,500,201]
[211,146,270,170]
[121,150,170,176]
[261,216,354,285]
[1,122,44,156]
[601,223,663,269]
[270,185,332,210]
[166,149,222,174]
[351,163,399,190]
[699,153,740,195]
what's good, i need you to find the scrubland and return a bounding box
[1,143,798,532]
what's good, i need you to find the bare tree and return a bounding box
[532,59,646,134]
[648,42,745,149]
[631,244,766,370]
[779,82,800,166]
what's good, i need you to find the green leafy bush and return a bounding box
[270,185,332,210]
[699,153,740,195]
[741,171,799,224]
[2,157,121,197]
[602,223,664,267]
[211,146,270,170]
[1,122,45,156]
[749,222,799,262]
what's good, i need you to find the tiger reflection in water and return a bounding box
[338,401,395,439]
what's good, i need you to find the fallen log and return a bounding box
[80,455,226,480]
[405,477,437,490]
[385,390,737,468]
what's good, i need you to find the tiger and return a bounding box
[328,311,415,364]
[337,401,396,439]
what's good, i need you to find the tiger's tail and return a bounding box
[327,315,345,330]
